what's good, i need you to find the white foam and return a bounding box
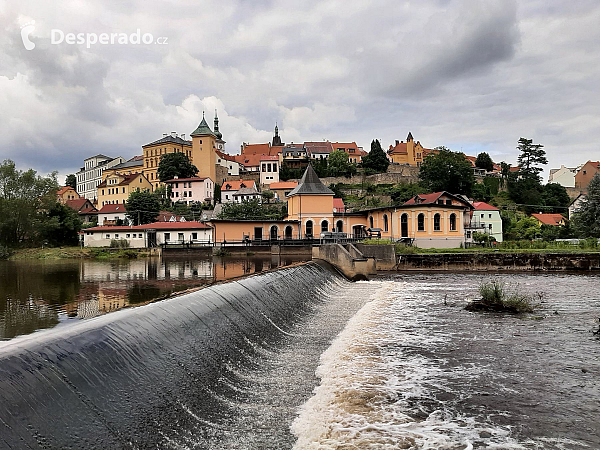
[291,282,529,449]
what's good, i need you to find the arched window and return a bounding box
[305,220,313,238]
[321,220,329,233]
[369,216,374,228]
[336,220,343,233]
[270,225,278,240]
[401,213,408,238]
[383,214,389,232]
[434,213,441,231]
[418,213,425,231]
[285,225,293,239]
[449,213,456,231]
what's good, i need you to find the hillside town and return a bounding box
[1,111,599,254]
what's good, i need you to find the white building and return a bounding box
[467,201,503,242]
[216,150,240,176]
[260,156,280,186]
[165,177,214,205]
[96,204,130,226]
[83,222,213,247]
[548,164,578,188]
[568,193,586,218]
[76,154,124,201]
[220,180,258,203]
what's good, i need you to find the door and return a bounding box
[254,227,263,241]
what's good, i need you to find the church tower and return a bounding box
[190,112,218,182]
[272,122,283,147]
[213,109,226,151]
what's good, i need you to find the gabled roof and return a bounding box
[97,204,127,214]
[242,143,271,156]
[66,198,97,213]
[472,201,499,211]
[269,181,298,190]
[404,191,472,208]
[233,186,259,196]
[304,141,333,155]
[143,135,192,148]
[287,165,334,197]
[57,186,77,196]
[333,198,345,211]
[109,158,144,170]
[216,150,238,163]
[233,153,263,168]
[221,180,256,191]
[190,116,215,137]
[531,213,566,226]
[155,211,186,222]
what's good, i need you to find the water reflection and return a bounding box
[0,255,309,340]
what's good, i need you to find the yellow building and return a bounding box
[286,165,335,238]
[57,186,80,204]
[142,134,193,190]
[141,113,225,190]
[102,156,145,182]
[97,172,153,207]
[387,132,433,167]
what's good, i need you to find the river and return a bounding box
[0,265,599,449]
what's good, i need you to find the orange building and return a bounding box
[331,142,367,164]
[57,186,80,203]
[387,132,434,167]
[575,160,600,190]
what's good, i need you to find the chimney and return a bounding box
[181,133,185,140]
[174,175,179,179]
[171,131,177,137]
[395,140,399,146]
[163,133,168,137]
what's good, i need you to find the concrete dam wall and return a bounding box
[0,261,347,449]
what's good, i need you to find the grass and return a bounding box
[467,280,538,313]
[8,246,148,260]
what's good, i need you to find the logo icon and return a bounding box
[21,20,36,50]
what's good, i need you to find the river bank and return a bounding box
[6,246,153,260]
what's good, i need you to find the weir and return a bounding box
[312,243,377,280]
[0,261,346,449]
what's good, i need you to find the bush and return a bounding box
[119,249,138,259]
[110,239,130,248]
[467,280,537,313]
[0,245,12,260]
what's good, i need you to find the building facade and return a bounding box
[260,156,280,186]
[165,177,214,205]
[84,222,212,247]
[575,161,600,190]
[387,132,432,167]
[548,164,577,188]
[97,173,153,206]
[467,201,503,242]
[76,154,125,201]
[142,133,193,190]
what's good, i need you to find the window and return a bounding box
[126,234,130,238]
[188,191,192,197]
[178,233,184,241]
[434,214,441,231]
[400,214,408,237]
[305,220,313,237]
[489,224,493,230]
[449,213,456,231]
[273,165,277,172]
[383,214,388,232]
[446,200,452,205]
[321,220,329,233]
[418,213,425,231]
[138,234,143,238]
[489,214,492,219]
[369,216,374,228]
[467,231,471,238]
[115,234,119,238]
[438,199,444,205]
[164,233,171,241]
[192,232,197,240]
[106,234,110,239]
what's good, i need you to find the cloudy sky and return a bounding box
[1,0,599,182]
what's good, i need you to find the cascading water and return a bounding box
[0,261,352,449]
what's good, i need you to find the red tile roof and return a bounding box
[259,155,279,161]
[97,204,127,214]
[66,198,97,213]
[57,186,77,196]
[216,150,238,162]
[97,173,144,188]
[531,213,566,226]
[305,141,334,155]
[155,211,185,222]
[269,181,298,189]
[333,198,345,212]
[241,143,271,155]
[233,153,263,168]
[404,192,472,208]
[221,180,257,191]
[472,201,499,211]
[86,221,211,232]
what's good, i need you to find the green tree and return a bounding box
[389,183,427,204]
[153,185,172,210]
[418,147,475,196]
[217,199,285,220]
[541,183,570,214]
[513,216,541,240]
[261,190,275,203]
[279,163,304,181]
[327,150,357,178]
[361,140,389,173]
[475,152,494,172]
[572,173,600,238]
[157,153,199,182]
[125,190,160,225]
[65,174,77,189]
[472,183,493,202]
[0,160,59,247]
[517,138,547,182]
[213,184,221,205]
[312,158,329,178]
[38,203,82,246]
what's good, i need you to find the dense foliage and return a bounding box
[327,150,357,178]
[418,147,475,196]
[0,160,80,248]
[217,199,286,220]
[475,152,494,172]
[572,173,600,238]
[517,137,547,182]
[157,153,199,182]
[361,139,389,173]
[65,174,77,189]
[125,190,160,225]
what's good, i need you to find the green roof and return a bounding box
[191,116,216,137]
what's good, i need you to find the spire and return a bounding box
[275,122,279,136]
[272,122,283,146]
[407,131,414,142]
[190,114,215,137]
[287,164,334,197]
[213,109,222,139]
